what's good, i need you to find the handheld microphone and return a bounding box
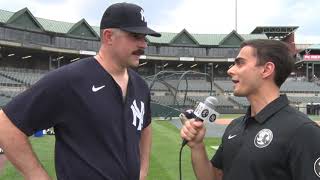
[180,96,219,147]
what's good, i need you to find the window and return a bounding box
[0,27,5,39]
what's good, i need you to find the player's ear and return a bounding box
[261,61,275,79]
[101,29,113,45]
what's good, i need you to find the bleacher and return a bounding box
[281,80,320,93]
[0,96,10,107]
[0,75,22,86]
[166,79,215,92]
[287,96,320,104]
[147,80,170,91]
[214,79,320,94]
[151,95,194,106]
[0,68,46,86]
[225,95,320,108]
[149,76,320,115]
[214,80,233,92]
[189,96,234,107]
[0,90,22,98]
[229,96,250,107]
[0,67,47,107]
[0,67,319,115]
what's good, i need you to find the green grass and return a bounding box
[1,114,317,179]
[219,114,243,119]
[149,121,220,180]
[0,136,56,179]
[0,121,221,179]
[309,115,320,121]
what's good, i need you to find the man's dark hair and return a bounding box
[240,39,295,87]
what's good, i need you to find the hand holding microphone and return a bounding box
[179,97,219,180]
[180,96,219,147]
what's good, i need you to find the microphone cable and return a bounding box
[179,140,187,180]
[178,97,219,180]
[179,111,194,180]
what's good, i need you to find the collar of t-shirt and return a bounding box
[244,95,289,124]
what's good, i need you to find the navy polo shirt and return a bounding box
[3,57,151,180]
[211,95,320,180]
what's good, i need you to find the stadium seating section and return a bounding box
[1,67,320,115]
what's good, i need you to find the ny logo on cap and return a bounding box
[140,9,146,23]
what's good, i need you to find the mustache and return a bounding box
[132,49,145,56]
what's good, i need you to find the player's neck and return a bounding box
[247,85,280,117]
[95,52,127,78]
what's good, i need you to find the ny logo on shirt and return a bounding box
[131,100,145,131]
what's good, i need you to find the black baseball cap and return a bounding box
[100,2,161,37]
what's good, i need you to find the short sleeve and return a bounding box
[288,122,320,180]
[211,143,223,169]
[2,69,68,136]
[143,91,151,128]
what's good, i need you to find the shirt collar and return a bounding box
[245,94,289,124]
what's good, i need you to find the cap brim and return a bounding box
[121,26,161,37]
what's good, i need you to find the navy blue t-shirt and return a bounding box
[3,57,151,180]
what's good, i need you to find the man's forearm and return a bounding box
[191,143,216,180]
[139,124,152,180]
[0,110,50,179]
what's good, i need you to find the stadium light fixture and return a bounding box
[139,62,148,66]
[190,64,197,68]
[22,55,32,59]
[57,56,64,60]
[8,53,15,57]
[80,50,96,55]
[177,63,183,67]
[70,57,80,62]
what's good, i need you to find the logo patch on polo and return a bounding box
[254,129,273,148]
[314,157,320,178]
[131,100,145,131]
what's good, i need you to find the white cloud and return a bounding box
[0,0,103,24]
[1,0,320,43]
[153,0,320,43]
[27,0,89,23]
[154,0,236,33]
[154,0,284,34]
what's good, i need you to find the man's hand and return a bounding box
[180,119,206,148]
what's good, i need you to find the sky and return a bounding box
[0,0,319,44]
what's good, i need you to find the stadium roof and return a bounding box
[0,8,267,46]
[251,26,299,40]
[148,30,267,46]
[0,8,100,34]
